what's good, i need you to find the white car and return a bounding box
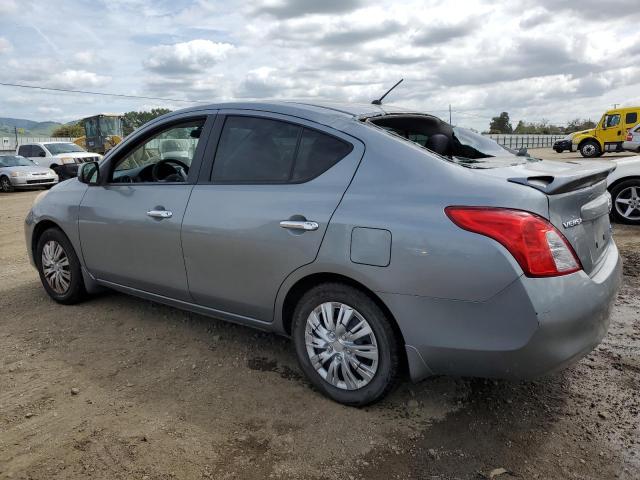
[622,124,640,153]
[16,142,102,180]
[0,155,58,192]
[608,157,640,224]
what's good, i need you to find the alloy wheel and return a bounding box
[304,302,379,390]
[41,240,71,294]
[615,186,640,221]
[1,177,11,192]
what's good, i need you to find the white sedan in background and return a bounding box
[608,156,640,224]
[622,124,640,153]
[0,155,58,192]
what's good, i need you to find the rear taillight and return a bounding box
[445,207,582,277]
[627,132,633,141]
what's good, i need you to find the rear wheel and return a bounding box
[580,140,601,158]
[611,179,640,225]
[0,175,14,192]
[292,283,399,406]
[36,228,87,304]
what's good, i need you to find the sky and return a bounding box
[0,0,639,131]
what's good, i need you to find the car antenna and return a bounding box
[371,78,404,105]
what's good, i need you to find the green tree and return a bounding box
[52,122,85,138]
[566,118,596,132]
[121,108,172,136]
[489,112,513,134]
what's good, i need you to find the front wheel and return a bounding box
[610,180,640,225]
[0,175,14,192]
[580,140,601,158]
[554,148,563,153]
[292,283,400,406]
[36,228,87,304]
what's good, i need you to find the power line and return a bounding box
[0,81,207,104]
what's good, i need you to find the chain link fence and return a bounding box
[484,134,566,149]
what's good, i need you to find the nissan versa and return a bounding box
[25,102,622,406]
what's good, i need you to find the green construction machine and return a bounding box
[74,114,123,155]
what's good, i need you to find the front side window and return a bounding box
[212,116,352,183]
[111,120,204,183]
[625,112,638,125]
[31,145,46,157]
[604,114,620,128]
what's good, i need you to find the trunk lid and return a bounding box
[484,160,615,275]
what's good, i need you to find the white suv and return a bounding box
[16,142,102,180]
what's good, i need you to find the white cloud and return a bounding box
[0,37,12,53]
[48,70,111,89]
[144,39,234,74]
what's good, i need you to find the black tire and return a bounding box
[580,140,601,158]
[0,175,14,192]
[610,179,640,225]
[554,148,563,153]
[292,283,400,406]
[35,227,87,304]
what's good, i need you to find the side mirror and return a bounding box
[78,161,100,185]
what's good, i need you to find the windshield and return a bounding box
[99,116,122,136]
[44,143,85,155]
[0,155,35,167]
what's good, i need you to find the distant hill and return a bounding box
[0,117,62,137]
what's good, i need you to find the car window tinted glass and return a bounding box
[605,114,620,128]
[17,145,31,157]
[213,116,301,183]
[32,145,46,156]
[111,120,204,183]
[625,112,637,124]
[291,128,352,182]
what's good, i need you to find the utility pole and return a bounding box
[449,104,452,124]
[612,103,620,109]
[14,126,18,148]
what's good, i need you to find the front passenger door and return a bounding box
[78,116,212,300]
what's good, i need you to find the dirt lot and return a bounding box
[531,148,636,162]
[1,180,639,479]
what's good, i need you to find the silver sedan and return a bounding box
[24,102,622,405]
[0,155,58,192]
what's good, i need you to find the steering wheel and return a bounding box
[151,158,190,182]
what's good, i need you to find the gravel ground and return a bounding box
[1,181,638,479]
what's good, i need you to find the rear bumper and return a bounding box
[383,241,622,381]
[622,141,640,152]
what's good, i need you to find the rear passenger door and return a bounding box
[182,111,364,322]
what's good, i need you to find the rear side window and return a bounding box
[17,145,31,156]
[212,116,352,183]
[291,128,353,182]
[626,112,638,124]
[212,116,300,183]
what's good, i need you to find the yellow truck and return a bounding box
[573,106,640,157]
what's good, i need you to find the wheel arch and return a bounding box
[608,175,640,193]
[279,271,408,371]
[31,219,65,261]
[577,137,602,150]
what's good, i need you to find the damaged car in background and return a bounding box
[25,101,622,406]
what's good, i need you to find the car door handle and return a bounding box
[147,209,173,219]
[279,220,319,231]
